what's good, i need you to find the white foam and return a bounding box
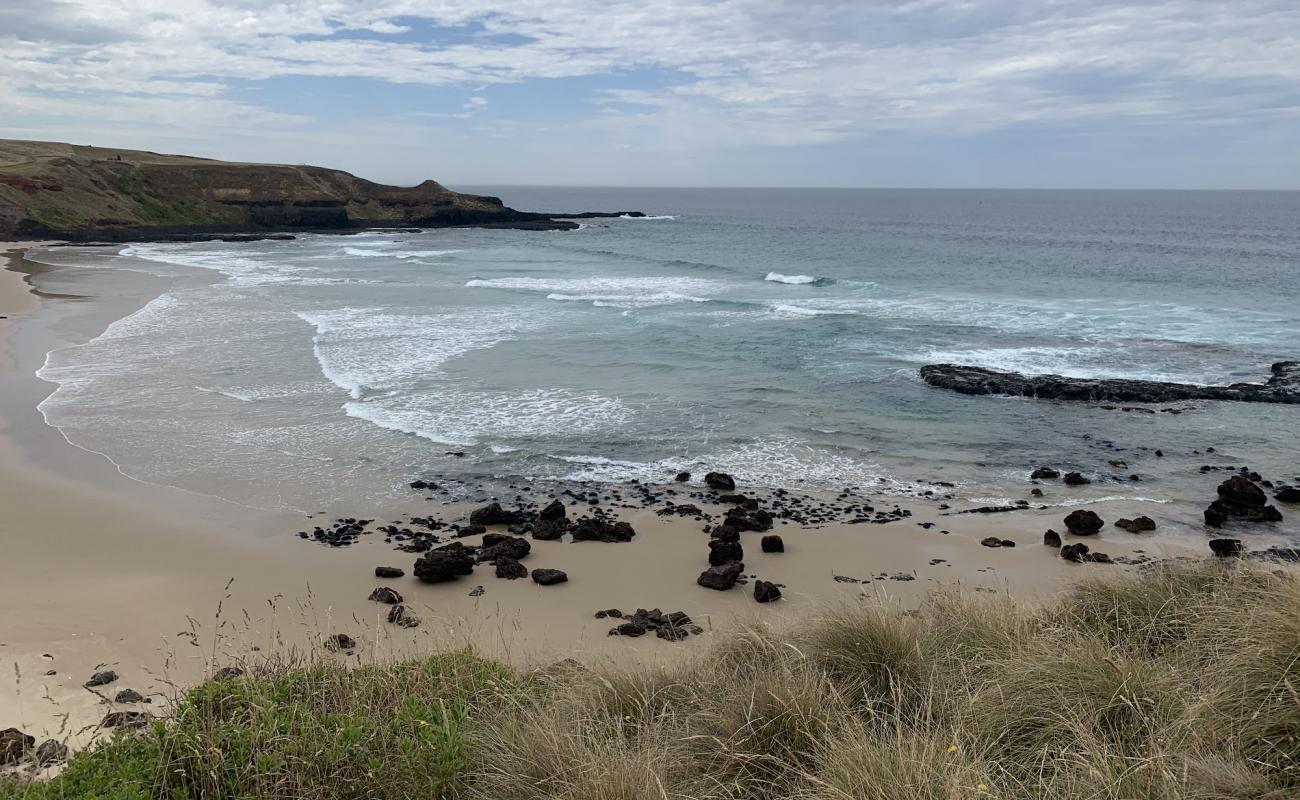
[765,272,818,285]
[343,247,462,259]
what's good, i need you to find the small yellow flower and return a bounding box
[416,720,429,726]
[978,783,989,792]
[946,744,958,753]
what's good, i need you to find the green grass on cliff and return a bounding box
[3,561,1298,799]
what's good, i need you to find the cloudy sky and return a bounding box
[2,1,1298,188]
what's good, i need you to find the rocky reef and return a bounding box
[0,138,638,241]
[920,361,1300,404]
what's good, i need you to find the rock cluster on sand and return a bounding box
[1204,475,1284,527]
[1,729,67,768]
[413,542,476,583]
[602,608,702,641]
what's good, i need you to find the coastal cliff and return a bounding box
[0,139,620,240]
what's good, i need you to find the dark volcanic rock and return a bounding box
[753,580,782,603]
[920,361,1300,404]
[708,539,744,566]
[724,506,773,532]
[674,471,692,483]
[1115,516,1157,533]
[1205,476,1284,527]
[368,587,403,605]
[1,728,34,765]
[495,556,528,579]
[1060,543,1091,563]
[413,542,476,583]
[212,667,245,681]
[387,605,420,628]
[325,633,356,651]
[710,524,740,542]
[1218,475,1267,507]
[374,566,405,579]
[612,621,647,637]
[113,688,145,704]
[477,535,531,563]
[761,534,784,553]
[1275,486,1300,503]
[571,517,635,543]
[697,561,744,591]
[704,471,736,491]
[531,568,568,586]
[531,518,568,540]
[84,670,118,688]
[538,499,567,522]
[1064,509,1104,536]
[100,711,151,729]
[1209,538,1244,558]
[980,536,1004,548]
[469,502,514,526]
[1030,467,1060,480]
[33,739,67,766]
[1043,529,1062,547]
[1063,472,1091,486]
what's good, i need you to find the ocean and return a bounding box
[23,188,1300,516]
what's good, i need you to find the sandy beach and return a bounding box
[0,243,1288,754]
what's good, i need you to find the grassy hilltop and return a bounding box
[2,561,1297,799]
[0,140,563,240]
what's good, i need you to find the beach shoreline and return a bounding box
[0,244,1291,756]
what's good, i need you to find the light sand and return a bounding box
[0,246,1235,752]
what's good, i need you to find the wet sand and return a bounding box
[0,244,1267,752]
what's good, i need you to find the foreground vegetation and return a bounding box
[4,561,1298,799]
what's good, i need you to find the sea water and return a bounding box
[25,188,1300,514]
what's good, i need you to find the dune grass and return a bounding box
[3,560,1297,799]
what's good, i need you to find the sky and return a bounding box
[2,1,1299,189]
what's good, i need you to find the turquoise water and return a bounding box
[26,189,1300,513]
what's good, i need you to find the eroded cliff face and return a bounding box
[0,139,564,240]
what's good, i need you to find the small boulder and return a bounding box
[325,633,356,651]
[1030,488,1044,497]
[495,556,528,579]
[710,524,740,542]
[1115,516,1157,533]
[531,518,568,540]
[469,502,514,526]
[1043,529,1062,547]
[368,587,403,604]
[113,688,145,704]
[212,667,245,681]
[387,605,420,628]
[1275,486,1300,503]
[100,711,151,729]
[538,499,567,522]
[374,566,404,579]
[760,535,784,553]
[477,535,531,563]
[1063,472,1091,486]
[84,670,118,688]
[413,542,476,583]
[708,539,744,566]
[1,728,34,766]
[1060,543,1091,563]
[704,471,736,491]
[612,621,647,637]
[531,568,569,586]
[1209,538,1244,558]
[697,561,744,591]
[33,739,67,766]
[1030,467,1060,480]
[753,580,782,603]
[1064,509,1104,536]
[674,471,692,483]
[571,517,635,543]
[1218,475,1267,507]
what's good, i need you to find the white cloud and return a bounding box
[1,1,1298,184]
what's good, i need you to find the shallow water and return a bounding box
[24,188,1300,514]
